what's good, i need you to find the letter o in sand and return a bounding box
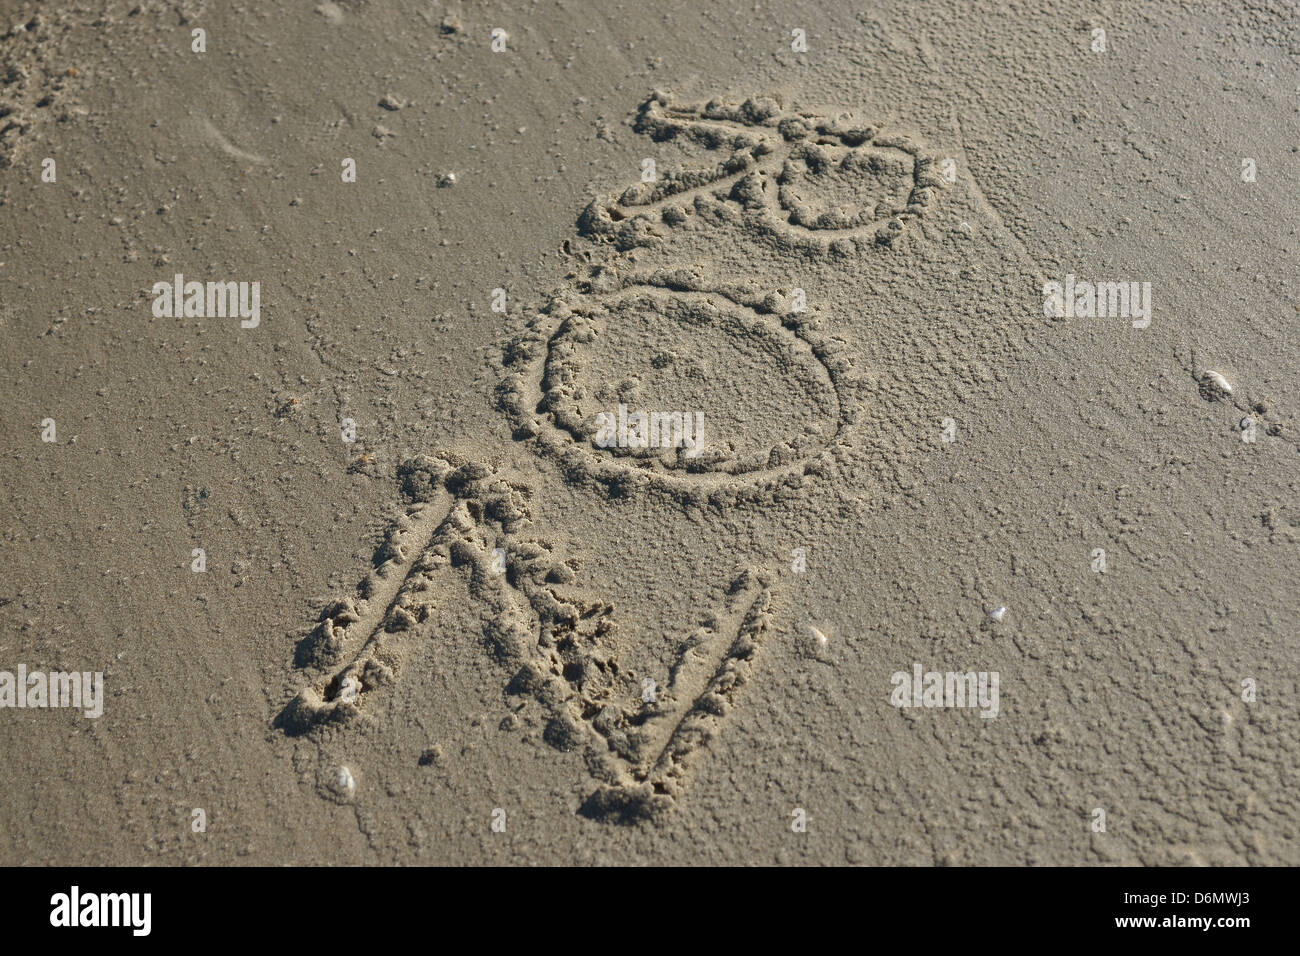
[504,282,860,504]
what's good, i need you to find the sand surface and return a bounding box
[1,0,1297,864]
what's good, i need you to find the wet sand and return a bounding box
[1,0,1296,864]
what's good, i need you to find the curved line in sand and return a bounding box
[512,282,857,500]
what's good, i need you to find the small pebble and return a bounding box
[989,606,1008,624]
[438,172,457,187]
[315,2,343,24]
[332,765,355,798]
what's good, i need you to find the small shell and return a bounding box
[332,766,356,798]
[989,606,1008,624]
[804,624,833,662]
[1199,370,1233,401]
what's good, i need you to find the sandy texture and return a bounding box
[1,0,1297,864]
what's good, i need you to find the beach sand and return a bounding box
[1,0,1296,864]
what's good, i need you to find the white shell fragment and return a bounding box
[1199,370,1233,400]
[332,766,356,798]
[989,606,1008,624]
[803,623,833,662]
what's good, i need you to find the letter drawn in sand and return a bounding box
[280,93,949,821]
